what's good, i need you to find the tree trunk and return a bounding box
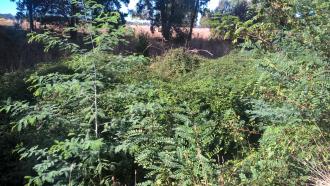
[160,2,170,41]
[69,2,78,41]
[27,0,34,31]
[188,0,199,41]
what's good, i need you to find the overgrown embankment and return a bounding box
[0,25,61,73]
[1,47,328,185]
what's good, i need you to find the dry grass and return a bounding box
[129,25,211,40]
[0,18,229,58]
[310,167,330,186]
[0,18,14,26]
[0,18,211,39]
[127,25,229,58]
[300,139,330,186]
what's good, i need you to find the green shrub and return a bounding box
[111,51,261,185]
[135,32,150,57]
[2,47,329,185]
[0,71,33,101]
[222,124,328,186]
[151,48,202,80]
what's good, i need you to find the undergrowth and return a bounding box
[1,0,329,183]
[2,45,328,185]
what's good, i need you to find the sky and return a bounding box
[122,0,219,13]
[0,0,17,14]
[122,0,219,23]
[0,0,220,15]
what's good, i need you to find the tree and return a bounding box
[187,0,210,40]
[209,0,330,54]
[12,0,73,31]
[11,0,40,31]
[137,0,209,41]
[136,0,185,40]
[1,0,134,184]
[69,0,79,40]
[12,0,130,33]
[96,0,129,11]
[213,0,252,21]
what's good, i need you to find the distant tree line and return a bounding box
[11,0,214,42]
[11,0,128,34]
[200,0,252,28]
[0,13,15,19]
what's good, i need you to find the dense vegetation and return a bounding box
[0,0,329,185]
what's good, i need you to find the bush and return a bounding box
[150,48,202,80]
[222,124,328,186]
[0,71,33,101]
[135,32,150,57]
[2,47,329,185]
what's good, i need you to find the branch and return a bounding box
[188,49,214,57]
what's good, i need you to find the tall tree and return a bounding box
[96,0,129,11]
[137,0,209,41]
[12,0,70,31]
[136,0,182,40]
[214,0,252,21]
[12,0,130,32]
[11,0,41,31]
[187,0,210,40]
[69,0,79,40]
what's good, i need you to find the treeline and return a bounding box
[12,0,212,41]
[0,13,15,19]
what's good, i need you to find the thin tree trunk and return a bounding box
[160,2,170,40]
[69,2,78,40]
[188,0,199,41]
[27,0,34,31]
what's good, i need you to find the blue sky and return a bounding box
[122,0,219,12]
[0,0,17,14]
[0,0,219,15]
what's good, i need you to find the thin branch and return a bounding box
[188,49,214,57]
[82,0,98,138]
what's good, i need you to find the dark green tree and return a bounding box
[11,0,43,31]
[136,0,209,41]
[12,0,130,34]
[187,0,210,40]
